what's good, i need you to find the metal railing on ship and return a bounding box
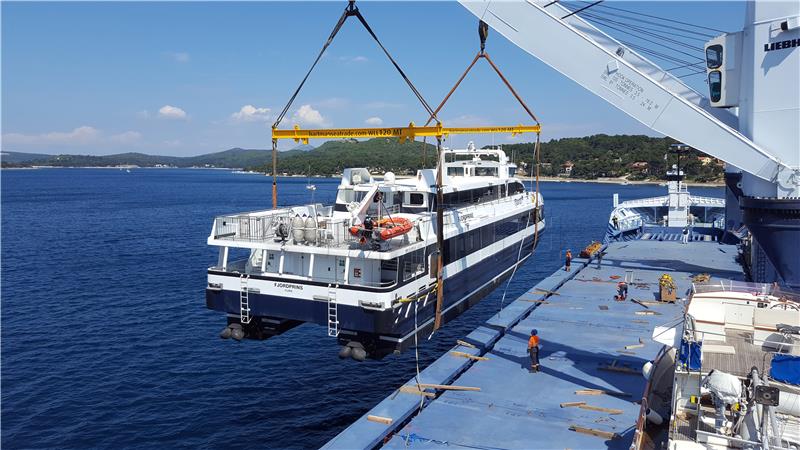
[212,211,358,248]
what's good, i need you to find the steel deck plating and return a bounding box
[323,236,745,449]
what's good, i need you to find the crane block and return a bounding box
[272,123,541,144]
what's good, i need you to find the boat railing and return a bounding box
[618,196,669,208]
[619,216,644,231]
[212,212,361,248]
[444,191,535,220]
[692,280,776,296]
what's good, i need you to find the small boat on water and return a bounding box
[205,143,545,359]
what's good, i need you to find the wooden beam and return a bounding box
[560,401,586,408]
[399,386,435,398]
[574,389,632,398]
[522,299,550,304]
[578,404,624,415]
[451,351,489,361]
[533,288,560,296]
[598,364,640,375]
[418,383,481,392]
[630,298,650,309]
[456,339,477,349]
[367,415,393,425]
[569,425,620,440]
[625,338,645,350]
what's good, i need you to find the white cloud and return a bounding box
[163,139,182,147]
[158,105,187,120]
[3,126,100,145]
[291,104,330,127]
[365,116,383,126]
[231,105,271,123]
[109,131,142,144]
[338,55,368,63]
[2,126,142,147]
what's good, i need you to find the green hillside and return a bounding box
[254,138,438,176]
[1,148,271,168]
[2,135,724,182]
[252,135,722,182]
[500,135,723,181]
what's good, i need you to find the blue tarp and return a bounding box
[679,340,703,371]
[771,354,800,385]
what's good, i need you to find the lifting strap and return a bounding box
[425,20,540,127]
[272,1,437,129]
[270,0,438,208]
[430,20,543,331]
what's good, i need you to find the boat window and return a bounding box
[706,44,722,69]
[509,167,516,177]
[447,167,465,177]
[403,249,425,281]
[500,184,507,197]
[336,187,354,203]
[475,167,498,177]
[408,193,425,206]
[708,71,722,102]
[380,258,398,285]
[508,181,526,196]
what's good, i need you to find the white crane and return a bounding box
[459,0,799,197]
[460,0,800,287]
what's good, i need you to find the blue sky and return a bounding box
[2,1,746,156]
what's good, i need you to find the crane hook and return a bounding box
[478,20,489,54]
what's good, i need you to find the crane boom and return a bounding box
[458,1,795,190]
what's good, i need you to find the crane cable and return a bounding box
[269,0,439,208]
[424,20,542,332]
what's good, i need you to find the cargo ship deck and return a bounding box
[323,233,745,449]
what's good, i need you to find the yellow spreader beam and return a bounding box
[272,123,541,144]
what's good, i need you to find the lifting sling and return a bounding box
[270,0,438,209]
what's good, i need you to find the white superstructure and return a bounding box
[206,143,545,359]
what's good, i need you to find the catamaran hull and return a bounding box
[206,232,543,357]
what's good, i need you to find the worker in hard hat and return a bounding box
[528,329,540,373]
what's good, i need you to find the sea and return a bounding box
[0,168,724,449]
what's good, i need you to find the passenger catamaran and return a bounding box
[206,142,544,360]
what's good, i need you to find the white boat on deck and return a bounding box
[606,166,725,243]
[643,281,800,450]
[205,143,545,359]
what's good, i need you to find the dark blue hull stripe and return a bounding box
[206,231,544,339]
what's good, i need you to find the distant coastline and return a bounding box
[2,134,727,185]
[526,175,724,187]
[1,166,725,186]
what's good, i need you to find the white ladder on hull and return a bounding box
[327,284,339,337]
[240,274,251,324]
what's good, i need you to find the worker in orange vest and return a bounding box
[565,249,572,272]
[528,329,540,373]
[616,281,628,301]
